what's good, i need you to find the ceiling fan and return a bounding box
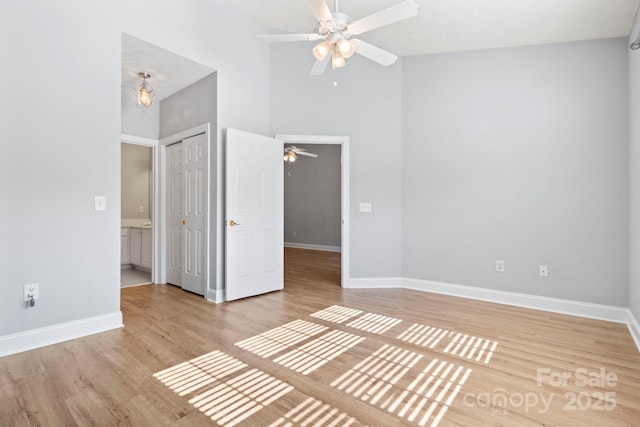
[256,0,417,75]
[284,146,318,162]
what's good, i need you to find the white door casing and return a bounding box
[275,134,350,288]
[225,128,283,301]
[120,136,160,284]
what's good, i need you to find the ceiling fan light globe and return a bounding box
[313,40,331,61]
[331,51,346,69]
[283,151,297,162]
[336,38,355,58]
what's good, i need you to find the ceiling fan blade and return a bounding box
[296,151,318,158]
[310,55,330,75]
[255,34,322,43]
[348,0,417,36]
[308,0,333,24]
[351,39,398,66]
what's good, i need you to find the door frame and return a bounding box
[120,134,160,284]
[158,123,211,298]
[275,134,350,287]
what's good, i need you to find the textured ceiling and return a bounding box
[121,33,214,102]
[121,1,640,101]
[234,0,640,56]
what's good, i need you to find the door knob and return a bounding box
[182,220,186,225]
[227,220,240,227]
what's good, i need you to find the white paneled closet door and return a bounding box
[166,142,183,286]
[181,134,207,295]
[165,133,207,296]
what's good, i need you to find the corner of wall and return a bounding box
[628,310,640,352]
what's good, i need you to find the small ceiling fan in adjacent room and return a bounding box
[256,0,417,75]
[284,146,318,162]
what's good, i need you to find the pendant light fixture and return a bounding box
[631,30,640,50]
[137,72,153,108]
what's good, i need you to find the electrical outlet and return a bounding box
[138,206,144,213]
[293,231,297,237]
[359,202,372,213]
[24,283,39,301]
[496,260,505,272]
[539,265,549,277]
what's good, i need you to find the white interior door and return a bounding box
[166,142,183,286]
[225,128,283,301]
[165,134,207,296]
[182,133,207,295]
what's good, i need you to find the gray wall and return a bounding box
[121,144,152,219]
[160,73,220,292]
[630,13,640,321]
[0,0,271,337]
[160,73,216,139]
[284,144,341,248]
[270,43,403,278]
[402,38,629,306]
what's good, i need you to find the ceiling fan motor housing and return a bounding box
[318,12,353,39]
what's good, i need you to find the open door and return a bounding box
[225,128,284,301]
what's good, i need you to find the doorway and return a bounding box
[276,135,350,287]
[120,141,154,287]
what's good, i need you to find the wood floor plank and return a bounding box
[1,247,639,426]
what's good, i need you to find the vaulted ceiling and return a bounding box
[234,0,640,56]
[121,1,640,102]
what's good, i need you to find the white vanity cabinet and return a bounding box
[128,227,152,269]
[121,228,130,264]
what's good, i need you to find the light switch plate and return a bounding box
[359,202,372,213]
[94,196,106,211]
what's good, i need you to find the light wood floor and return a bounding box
[2,247,640,426]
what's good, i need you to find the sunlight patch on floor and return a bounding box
[157,306,501,426]
[396,323,499,364]
[443,333,498,364]
[189,368,294,427]
[273,329,365,375]
[268,397,359,427]
[155,351,295,427]
[346,312,403,334]
[153,351,247,396]
[235,320,329,357]
[397,324,451,349]
[330,344,472,427]
[310,305,363,324]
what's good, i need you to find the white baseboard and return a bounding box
[343,276,639,352]
[0,312,123,358]
[628,311,640,351]
[403,278,630,324]
[207,289,225,303]
[343,277,402,289]
[284,242,341,253]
